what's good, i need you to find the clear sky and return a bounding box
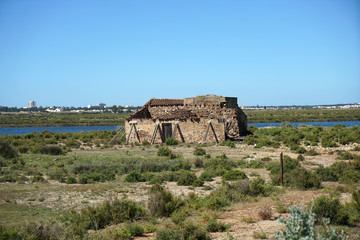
[0,0,359,107]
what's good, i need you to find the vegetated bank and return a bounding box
[0,124,359,239]
[0,108,360,127]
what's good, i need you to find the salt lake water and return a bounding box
[0,121,359,136]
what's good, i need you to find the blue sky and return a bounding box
[0,0,359,107]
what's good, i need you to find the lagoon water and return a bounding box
[0,121,359,136]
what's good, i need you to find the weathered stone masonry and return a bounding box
[125,95,247,144]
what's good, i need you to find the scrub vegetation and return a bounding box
[0,124,359,239]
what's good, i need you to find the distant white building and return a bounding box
[88,102,106,108]
[28,100,36,108]
[46,107,63,113]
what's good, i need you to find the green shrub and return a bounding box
[63,199,146,237]
[155,221,210,240]
[155,228,182,240]
[65,138,81,148]
[66,176,77,184]
[165,138,179,146]
[220,140,236,148]
[192,178,204,187]
[148,184,183,217]
[125,172,145,182]
[199,171,214,181]
[246,160,264,169]
[0,140,18,159]
[311,195,349,225]
[157,147,174,157]
[206,218,229,232]
[0,175,16,183]
[193,147,206,156]
[305,148,319,156]
[205,195,230,210]
[194,158,204,168]
[297,154,305,161]
[249,178,268,196]
[176,170,197,186]
[142,139,150,146]
[39,145,64,155]
[315,166,338,182]
[223,170,247,181]
[48,169,68,181]
[204,156,236,177]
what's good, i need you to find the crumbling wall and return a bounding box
[125,118,226,144]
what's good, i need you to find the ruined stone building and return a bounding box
[125,95,247,144]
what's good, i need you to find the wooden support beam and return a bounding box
[177,124,185,143]
[209,122,219,144]
[150,122,159,145]
[202,121,211,143]
[280,152,284,186]
[126,124,134,145]
[108,125,125,144]
[171,121,185,143]
[133,124,141,143]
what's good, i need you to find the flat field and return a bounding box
[0,125,360,239]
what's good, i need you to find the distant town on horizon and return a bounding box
[1,100,360,114]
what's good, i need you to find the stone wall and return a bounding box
[125,118,226,144]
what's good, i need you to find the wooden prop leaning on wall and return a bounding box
[151,121,165,145]
[202,120,219,144]
[172,121,185,143]
[126,121,141,144]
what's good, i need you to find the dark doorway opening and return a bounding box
[162,123,172,141]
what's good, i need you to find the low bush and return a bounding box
[0,140,18,159]
[246,160,264,169]
[78,172,115,184]
[66,176,77,184]
[193,147,206,156]
[311,195,349,225]
[222,170,247,181]
[165,138,179,146]
[204,155,236,177]
[304,148,319,156]
[157,147,176,158]
[220,140,236,148]
[148,184,183,217]
[192,178,204,187]
[206,218,229,232]
[199,171,214,181]
[125,172,145,182]
[315,165,338,182]
[48,169,68,182]
[155,221,210,240]
[193,158,203,168]
[63,198,146,237]
[39,145,64,155]
[176,170,197,186]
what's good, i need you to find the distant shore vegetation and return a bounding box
[0,108,359,128]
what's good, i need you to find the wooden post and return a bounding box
[126,124,134,145]
[280,152,284,186]
[209,122,219,144]
[202,121,211,143]
[151,122,159,145]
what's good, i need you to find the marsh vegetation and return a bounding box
[0,125,359,239]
